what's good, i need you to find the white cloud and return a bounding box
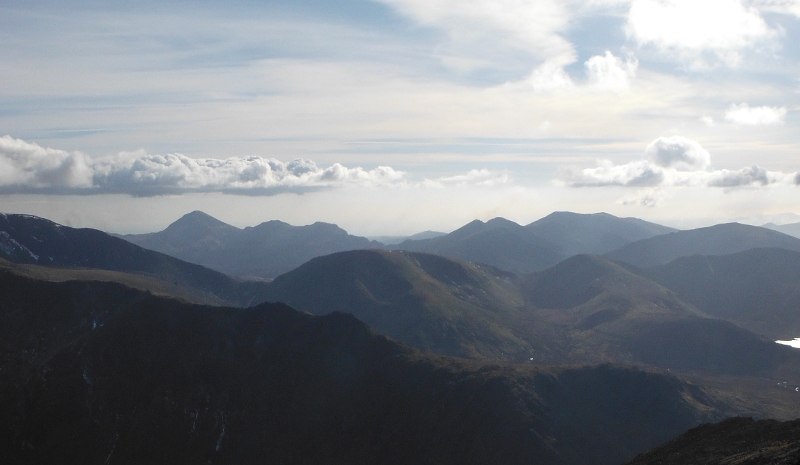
[724,103,787,125]
[0,135,93,188]
[0,135,407,196]
[559,135,797,193]
[626,0,776,66]
[645,135,711,170]
[561,160,665,187]
[701,116,715,126]
[528,57,575,93]
[525,51,638,93]
[585,51,638,92]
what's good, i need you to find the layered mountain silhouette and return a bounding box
[605,222,800,267]
[122,210,378,278]
[257,249,800,385]
[636,248,800,340]
[0,272,729,465]
[394,212,675,273]
[625,417,800,465]
[763,221,800,239]
[0,213,265,306]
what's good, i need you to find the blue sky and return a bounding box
[1,0,799,234]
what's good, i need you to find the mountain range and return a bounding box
[4,210,800,462]
[121,210,378,278]
[605,222,800,268]
[393,212,676,273]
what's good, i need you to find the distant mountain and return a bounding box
[526,212,676,257]
[394,212,674,273]
[394,217,566,273]
[763,221,800,239]
[122,210,379,278]
[0,213,264,306]
[637,248,800,340]
[0,272,729,465]
[625,417,800,465]
[605,223,800,268]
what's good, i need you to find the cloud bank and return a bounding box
[0,136,514,196]
[560,135,797,195]
[0,135,408,196]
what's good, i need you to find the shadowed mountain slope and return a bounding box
[395,213,673,273]
[257,250,800,383]
[256,249,547,360]
[625,417,800,465]
[519,254,797,377]
[0,213,265,306]
[605,223,800,268]
[636,248,800,340]
[0,272,730,465]
[122,210,377,278]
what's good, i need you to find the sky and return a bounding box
[1,0,800,235]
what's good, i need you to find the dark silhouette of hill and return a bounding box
[122,210,378,278]
[605,223,800,268]
[0,272,730,465]
[526,211,676,257]
[625,417,800,465]
[636,248,800,340]
[394,213,673,273]
[0,213,265,306]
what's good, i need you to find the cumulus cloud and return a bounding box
[559,135,797,193]
[585,51,638,92]
[724,103,787,125]
[525,51,638,93]
[626,0,776,66]
[562,160,664,187]
[645,136,711,170]
[0,135,407,196]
